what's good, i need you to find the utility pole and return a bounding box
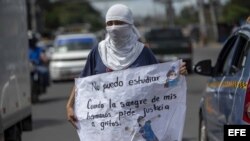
[197,0,206,47]
[30,0,37,32]
[166,0,175,26]
[209,0,218,41]
[166,0,190,26]
[154,0,186,26]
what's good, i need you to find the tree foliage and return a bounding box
[222,0,250,23]
[176,6,199,25]
[176,0,250,25]
[43,1,104,32]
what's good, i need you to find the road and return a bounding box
[22,45,222,141]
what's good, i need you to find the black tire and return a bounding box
[199,114,208,141]
[4,124,22,141]
[22,115,33,131]
[31,81,40,104]
[31,92,39,104]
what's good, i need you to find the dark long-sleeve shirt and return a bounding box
[79,46,158,77]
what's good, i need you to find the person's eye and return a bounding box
[106,22,112,26]
[118,21,126,25]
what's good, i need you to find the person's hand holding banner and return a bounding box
[74,60,187,141]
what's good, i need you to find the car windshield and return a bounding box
[54,37,95,52]
[146,28,184,40]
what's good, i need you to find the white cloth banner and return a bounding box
[75,60,187,141]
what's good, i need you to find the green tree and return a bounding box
[176,6,199,26]
[44,1,104,32]
[222,0,250,23]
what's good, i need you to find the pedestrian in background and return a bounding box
[66,3,187,129]
[28,31,50,89]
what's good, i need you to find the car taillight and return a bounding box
[243,80,250,123]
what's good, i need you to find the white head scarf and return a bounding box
[98,4,144,71]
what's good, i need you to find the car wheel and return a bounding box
[199,115,208,141]
[4,124,22,141]
[22,115,33,131]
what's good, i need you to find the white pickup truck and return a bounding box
[0,0,32,140]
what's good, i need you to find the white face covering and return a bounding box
[106,24,131,45]
[98,4,144,71]
[106,24,135,47]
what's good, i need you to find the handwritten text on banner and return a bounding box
[75,60,187,141]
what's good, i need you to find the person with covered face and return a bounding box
[66,3,187,129]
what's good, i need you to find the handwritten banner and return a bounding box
[75,60,187,141]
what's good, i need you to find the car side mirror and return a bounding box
[194,60,213,76]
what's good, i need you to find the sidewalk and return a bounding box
[204,41,223,48]
[192,41,223,48]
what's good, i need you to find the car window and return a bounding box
[54,38,95,52]
[214,36,238,75]
[222,41,236,74]
[145,28,184,41]
[229,35,248,74]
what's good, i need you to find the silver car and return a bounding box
[49,33,97,81]
[194,23,250,141]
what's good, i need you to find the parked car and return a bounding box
[144,27,193,73]
[49,33,98,81]
[194,23,250,141]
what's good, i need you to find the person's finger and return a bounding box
[71,115,78,122]
[69,120,78,129]
[67,107,78,129]
[68,115,78,129]
[180,65,186,70]
[181,67,188,73]
[181,61,186,67]
[180,67,188,75]
[180,65,186,71]
[179,61,188,75]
